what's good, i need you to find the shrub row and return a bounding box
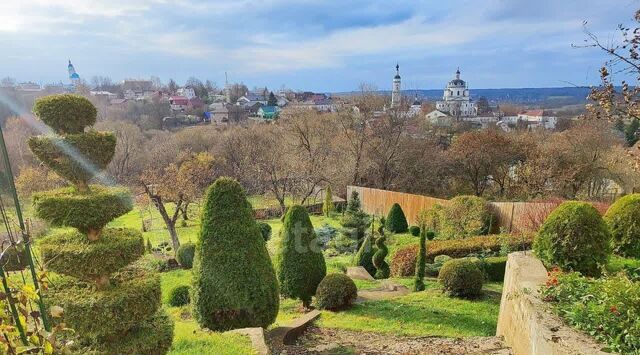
[391,234,533,277]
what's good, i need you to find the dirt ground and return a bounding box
[272,326,512,355]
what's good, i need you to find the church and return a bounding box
[434,69,477,117]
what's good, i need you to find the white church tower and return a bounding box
[391,63,401,108]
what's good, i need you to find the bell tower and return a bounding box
[391,63,401,108]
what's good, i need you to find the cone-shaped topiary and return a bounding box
[386,203,408,233]
[323,186,334,217]
[372,229,390,279]
[604,194,640,258]
[31,95,172,353]
[534,201,611,277]
[414,228,427,291]
[192,177,279,331]
[353,233,377,276]
[276,205,326,307]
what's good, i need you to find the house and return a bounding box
[109,98,128,107]
[169,96,189,111]
[16,82,42,92]
[122,80,154,99]
[499,110,558,130]
[242,101,263,116]
[257,106,280,120]
[90,91,118,100]
[207,103,229,124]
[312,97,336,112]
[237,92,267,105]
[426,110,452,123]
[177,87,196,100]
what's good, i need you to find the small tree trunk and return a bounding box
[87,228,101,241]
[181,202,189,221]
[167,221,180,255]
[76,180,90,193]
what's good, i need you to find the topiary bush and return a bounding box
[176,242,195,269]
[372,233,390,279]
[353,234,377,276]
[439,195,492,239]
[323,185,334,217]
[385,203,408,233]
[534,201,611,277]
[258,222,272,242]
[482,256,507,282]
[32,94,97,134]
[438,259,484,298]
[409,225,420,236]
[168,285,191,307]
[31,95,172,353]
[192,178,279,331]
[315,273,358,311]
[604,194,640,258]
[275,205,326,307]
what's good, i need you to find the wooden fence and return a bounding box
[346,186,557,233]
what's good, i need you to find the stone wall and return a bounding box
[496,252,610,355]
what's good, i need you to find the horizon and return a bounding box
[0,0,637,92]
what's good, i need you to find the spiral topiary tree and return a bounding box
[353,233,377,276]
[372,222,389,279]
[31,94,173,353]
[192,177,279,331]
[385,203,408,233]
[276,205,326,308]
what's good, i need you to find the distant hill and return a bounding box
[334,86,593,108]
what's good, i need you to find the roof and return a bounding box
[520,109,544,117]
[448,79,465,86]
[260,106,278,113]
[122,80,153,92]
[110,98,128,105]
[170,96,189,105]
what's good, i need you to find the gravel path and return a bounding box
[273,326,511,355]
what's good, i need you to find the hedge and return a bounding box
[32,94,97,134]
[391,234,533,277]
[28,131,116,187]
[46,267,161,338]
[534,201,611,277]
[482,256,507,282]
[275,205,326,307]
[604,194,640,258]
[176,242,195,269]
[192,178,279,331]
[39,228,144,280]
[33,185,133,233]
[385,203,408,233]
[315,273,358,311]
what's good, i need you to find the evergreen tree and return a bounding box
[192,178,279,330]
[322,186,334,217]
[386,203,408,233]
[275,205,326,308]
[414,227,427,291]
[625,118,639,146]
[340,191,370,249]
[267,91,278,106]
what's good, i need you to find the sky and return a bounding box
[0,0,637,92]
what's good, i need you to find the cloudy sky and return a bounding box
[0,0,637,92]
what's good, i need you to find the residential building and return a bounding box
[257,105,280,120]
[207,102,229,124]
[16,82,42,92]
[177,87,196,100]
[90,91,118,100]
[122,80,154,99]
[169,96,189,111]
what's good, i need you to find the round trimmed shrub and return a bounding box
[33,94,97,134]
[33,185,133,233]
[315,273,358,310]
[28,131,116,187]
[409,225,420,236]
[192,178,279,331]
[534,201,611,277]
[275,205,326,307]
[604,194,640,258]
[439,195,492,239]
[39,228,144,280]
[168,285,190,307]
[386,203,408,233]
[438,259,483,297]
[258,222,272,242]
[176,242,195,269]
